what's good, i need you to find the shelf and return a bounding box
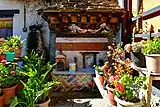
[134,33,160,39]
[131,63,160,78]
[52,67,95,75]
[131,63,160,107]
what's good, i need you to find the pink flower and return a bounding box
[1,60,7,64]
[10,71,15,75]
[0,38,5,42]
[101,65,108,72]
[109,75,114,83]
[114,75,119,81]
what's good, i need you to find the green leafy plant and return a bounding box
[0,63,18,88]
[142,37,160,55]
[0,36,24,53]
[10,51,59,107]
[114,74,146,103]
[7,35,24,49]
[131,41,146,53]
[21,51,51,78]
[0,40,10,54]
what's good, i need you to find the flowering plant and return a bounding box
[107,59,133,88]
[114,74,146,102]
[0,63,18,88]
[97,43,132,88]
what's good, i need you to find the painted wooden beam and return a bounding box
[132,5,160,21]
[0,10,19,17]
[56,42,110,51]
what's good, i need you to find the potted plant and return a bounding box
[0,88,4,107]
[0,48,6,61]
[0,39,9,61]
[7,36,24,58]
[10,51,59,107]
[10,67,57,107]
[105,59,133,106]
[141,37,160,73]
[0,63,17,104]
[94,63,108,86]
[114,74,146,107]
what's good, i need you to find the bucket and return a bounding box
[5,52,15,62]
[69,63,76,72]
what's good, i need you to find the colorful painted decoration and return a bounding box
[71,16,77,22]
[90,16,97,23]
[0,18,13,28]
[81,16,87,23]
[50,16,58,23]
[62,16,68,22]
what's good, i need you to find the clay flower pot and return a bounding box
[106,84,117,106]
[14,47,22,58]
[0,55,6,61]
[0,94,4,107]
[16,78,27,91]
[2,85,17,104]
[35,97,51,107]
[99,74,104,86]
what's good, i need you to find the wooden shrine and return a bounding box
[40,0,125,68]
[42,0,125,38]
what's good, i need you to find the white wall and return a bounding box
[0,0,50,56]
[0,0,24,37]
[56,51,108,69]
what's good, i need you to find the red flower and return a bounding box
[115,83,125,93]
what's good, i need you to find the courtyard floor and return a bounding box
[51,98,111,107]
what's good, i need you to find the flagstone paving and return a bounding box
[51,98,111,107]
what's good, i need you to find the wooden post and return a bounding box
[144,74,152,107]
[128,0,132,18]
[138,17,142,30]
[49,30,56,64]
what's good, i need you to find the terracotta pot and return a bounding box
[16,79,27,91]
[35,97,51,107]
[99,75,104,86]
[114,96,143,107]
[0,55,6,61]
[0,94,4,107]
[2,85,17,104]
[15,48,22,58]
[145,54,160,73]
[106,84,117,106]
